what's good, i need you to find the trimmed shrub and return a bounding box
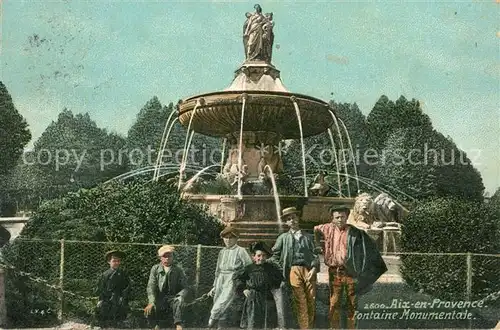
[2,181,224,327]
[400,197,500,302]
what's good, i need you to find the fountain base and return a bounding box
[184,194,402,253]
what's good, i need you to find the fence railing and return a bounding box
[0,238,499,329]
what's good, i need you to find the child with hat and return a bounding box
[95,250,130,328]
[233,241,283,329]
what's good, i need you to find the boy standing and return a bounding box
[269,207,320,329]
[314,205,387,329]
[95,250,130,327]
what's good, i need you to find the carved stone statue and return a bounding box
[257,156,267,177]
[347,192,404,230]
[243,4,274,63]
[309,171,330,196]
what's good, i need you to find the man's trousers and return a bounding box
[289,266,317,329]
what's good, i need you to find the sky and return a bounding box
[1,1,499,194]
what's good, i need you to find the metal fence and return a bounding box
[0,238,499,329]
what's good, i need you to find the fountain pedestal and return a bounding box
[185,194,357,246]
[222,131,283,181]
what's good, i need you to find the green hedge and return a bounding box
[400,197,500,302]
[2,181,224,327]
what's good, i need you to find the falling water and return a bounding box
[264,165,283,230]
[236,94,247,199]
[106,165,201,183]
[327,128,343,196]
[153,110,178,180]
[178,100,200,188]
[327,110,351,196]
[154,117,179,180]
[180,164,220,192]
[178,130,195,189]
[338,118,360,193]
[329,171,412,212]
[291,97,308,197]
[220,138,227,174]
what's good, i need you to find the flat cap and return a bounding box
[328,204,351,214]
[157,245,175,256]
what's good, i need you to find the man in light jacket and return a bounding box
[144,245,190,330]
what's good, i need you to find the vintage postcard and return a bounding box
[0,1,498,329]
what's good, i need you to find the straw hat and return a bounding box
[281,206,300,218]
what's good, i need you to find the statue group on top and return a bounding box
[243,4,275,63]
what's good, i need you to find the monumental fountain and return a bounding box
[153,4,405,249]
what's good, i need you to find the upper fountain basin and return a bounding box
[178,90,334,139]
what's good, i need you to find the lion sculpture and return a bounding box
[347,192,404,230]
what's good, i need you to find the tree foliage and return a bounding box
[33,109,128,195]
[366,95,432,152]
[0,81,31,175]
[374,127,484,202]
[126,97,222,179]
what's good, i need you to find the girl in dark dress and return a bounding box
[234,241,283,329]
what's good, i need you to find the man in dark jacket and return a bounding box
[95,250,130,327]
[144,245,190,330]
[314,205,387,329]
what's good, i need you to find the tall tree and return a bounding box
[127,98,222,179]
[375,127,484,201]
[366,95,432,152]
[0,82,31,175]
[34,109,128,195]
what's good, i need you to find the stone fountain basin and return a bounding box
[183,194,401,255]
[182,194,355,245]
[178,91,334,139]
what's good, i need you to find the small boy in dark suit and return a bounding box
[95,250,131,327]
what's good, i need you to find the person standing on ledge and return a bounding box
[269,207,320,329]
[314,205,387,329]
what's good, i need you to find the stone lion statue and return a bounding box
[347,192,404,230]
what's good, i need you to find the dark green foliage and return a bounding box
[33,109,129,196]
[400,197,500,302]
[126,98,222,173]
[0,82,32,215]
[0,82,31,175]
[2,181,224,326]
[374,127,484,202]
[366,95,432,152]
